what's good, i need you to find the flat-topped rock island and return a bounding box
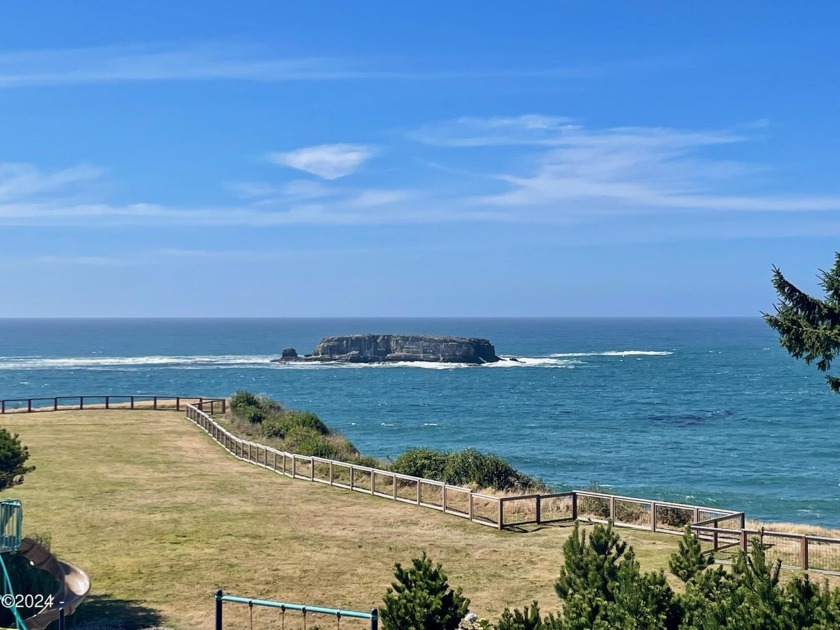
[274,334,501,364]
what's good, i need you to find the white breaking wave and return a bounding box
[0,354,581,370]
[550,350,673,358]
[0,355,277,370]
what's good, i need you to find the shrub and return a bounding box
[380,552,469,630]
[280,410,330,436]
[230,390,260,414]
[393,447,450,480]
[261,416,285,438]
[392,447,539,491]
[237,404,267,424]
[230,390,285,425]
[0,428,35,491]
[283,426,341,459]
[444,448,530,491]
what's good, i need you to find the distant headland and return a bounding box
[273,334,501,364]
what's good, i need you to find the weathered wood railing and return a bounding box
[5,394,840,572]
[186,401,748,536]
[691,519,840,573]
[0,395,226,415]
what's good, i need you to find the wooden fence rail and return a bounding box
[185,401,748,536]
[4,394,839,573]
[0,395,225,415]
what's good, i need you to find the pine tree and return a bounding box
[669,526,714,583]
[496,601,545,630]
[0,428,34,492]
[379,552,470,630]
[764,253,840,391]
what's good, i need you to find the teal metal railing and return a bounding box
[215,590,378,629]
[0,501,22,554]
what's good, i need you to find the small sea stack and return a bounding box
[273,334,501,364]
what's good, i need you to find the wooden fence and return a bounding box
[4,394,840,572]
[691,515,840,573]
[0,394,226,415]
[185,401,745,535]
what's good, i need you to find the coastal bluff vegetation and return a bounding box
[227,390,543,492]
[273,334,501,364]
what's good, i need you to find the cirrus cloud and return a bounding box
[267,143,376,180]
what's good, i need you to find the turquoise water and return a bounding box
[0,318,837,527]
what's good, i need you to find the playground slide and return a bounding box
[16,538,90,630]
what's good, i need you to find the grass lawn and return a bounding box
[0,410,730,629]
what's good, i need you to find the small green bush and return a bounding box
[237,404,267,424]
[0,428,35,491]
[444,448,531,490]
[261,416,285,438]
[280,410,330,436]
[230,390,285,425]
[230,390,260,413]
[380,552,469,630]
[393,447,450,480]
[284,426,341,459]
[392,447,538,491]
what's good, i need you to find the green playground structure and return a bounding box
[0,500,90,630]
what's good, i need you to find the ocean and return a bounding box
[0,318,837,527]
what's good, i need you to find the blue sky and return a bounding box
[2,1,839,316]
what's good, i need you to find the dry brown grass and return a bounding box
[745,519,840,538]
[0,409,693,629]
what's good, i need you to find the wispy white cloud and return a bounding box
[267,144,377,180]
[412,114,741,148]
[411,115,840,216]
[0,44,696,88]
[0,162,103,202]
[4,114,840,234]
[0,44,369,87]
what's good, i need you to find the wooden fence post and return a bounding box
[392,474,397,500]
[571,492,577,520]
[329,462,334,486]
[416,480,421,505]
[371,472,376,495]
[469,492,474,521]
[536,496,542,525]
[801,537,809,571]
[652,503,658,532]
[292,455,297,479]
[610,496,616,522]
[741,530,748,552]
[442,486,447,512]
[350,466,354,489]
[310,459,315,481]
[498,499,504,531]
